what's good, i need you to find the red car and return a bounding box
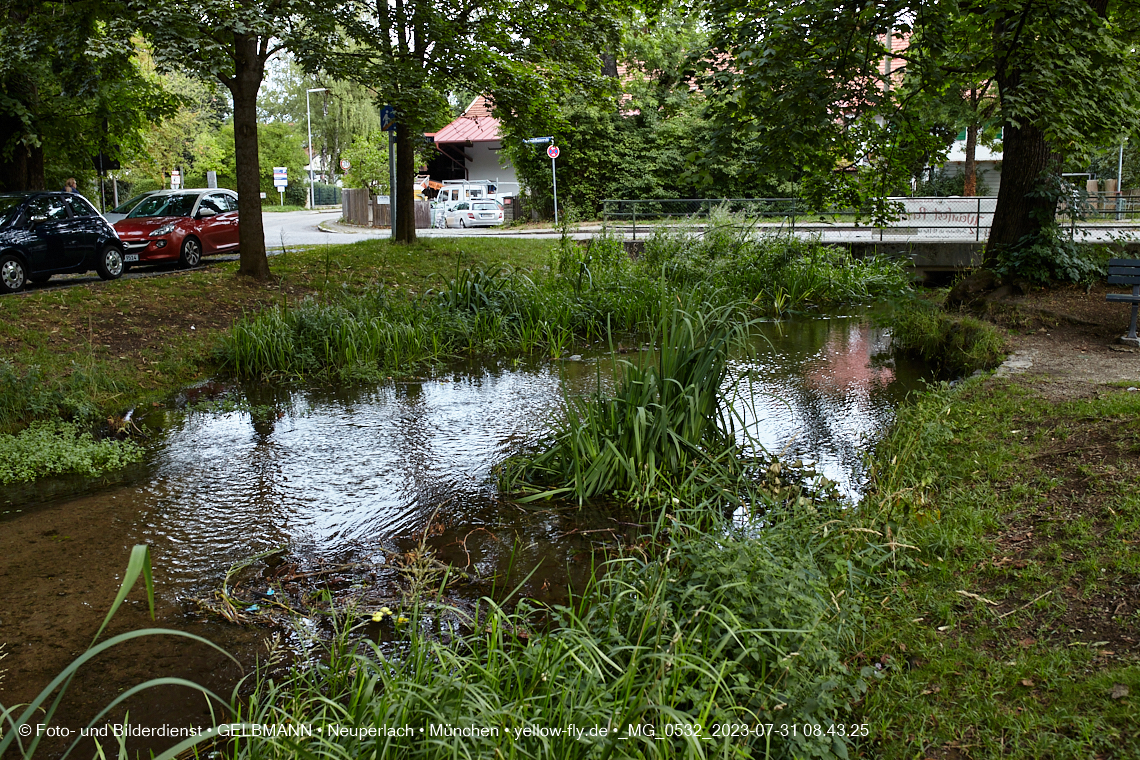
[113,189,239,268]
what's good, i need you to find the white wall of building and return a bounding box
[467,142,517,188]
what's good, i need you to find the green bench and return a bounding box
[1107,258,1140,347]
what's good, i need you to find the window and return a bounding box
[200,194,226,214]
[62,195,97,217]
[26,196,68,222]
[127,194,197,218]
[221,193,239,211]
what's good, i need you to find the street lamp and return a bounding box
[306,87,328,209]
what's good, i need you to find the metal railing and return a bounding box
[600,197,1140,243]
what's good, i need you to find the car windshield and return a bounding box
[110,192,154,215]
[472,202,499,211]
[0,196,26,226]
[126,194,197,219]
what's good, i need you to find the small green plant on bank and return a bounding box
[0,420,144,485]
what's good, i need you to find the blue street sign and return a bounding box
[523,136,553,144]
[381,105,396,132]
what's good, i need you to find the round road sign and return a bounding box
[547,145,560,159]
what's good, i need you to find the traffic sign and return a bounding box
[547,145,560,159]
[381,105,396,131]
[340,158,351,171]
[273,166,288,187]
[170,170,181,189]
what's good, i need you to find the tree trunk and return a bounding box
[984,120,1058,265]
[983,8,1061,267]
[226,32,270,280]
[394,121,416,243]
[963,122,978,197]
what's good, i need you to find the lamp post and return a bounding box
[306,87,328,209]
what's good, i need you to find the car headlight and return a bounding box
[149,222,176,237]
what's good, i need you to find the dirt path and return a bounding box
[987,282,1140,393]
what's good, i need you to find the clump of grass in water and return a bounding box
[883,295,1008,376]
[501,294,760,505]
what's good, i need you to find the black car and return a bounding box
[0,192,126,293]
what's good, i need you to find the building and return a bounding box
[426,96,519,195]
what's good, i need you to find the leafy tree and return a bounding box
[342,131,390,196]
[131,0,336,279]
[0,0,176,191]
[259,57,383,188]
[334,0,626,243]
[696,0,1140,269]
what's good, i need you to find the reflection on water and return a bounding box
[5,313,929,602]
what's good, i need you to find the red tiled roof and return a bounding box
[432,96,501,144]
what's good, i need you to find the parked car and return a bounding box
[0,192,126,293]
[102,190,161,224]
[113,189,239,268]
[442,200,504,228]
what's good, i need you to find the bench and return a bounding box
[1107,258,1140,346]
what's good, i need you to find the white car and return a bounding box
[442,200,504,228]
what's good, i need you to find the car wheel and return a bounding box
[29,273,52,284]
[0,254,27,293]
[179,237,202,269]
[96,245,125,280]
[460,218,467,228]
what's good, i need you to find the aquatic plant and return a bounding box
[502,297,757,504]
[225,504,867,760]
[884,296,1008,377]
[0,420,144,485]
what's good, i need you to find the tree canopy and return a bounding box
[695,0,1140,260]
[0,0,177,193]
[333,0,628,242]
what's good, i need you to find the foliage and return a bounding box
[0,1,179,190]
[884,297,1008,377]
[333,0,629,241]
[499,10,797,218]
[225,503,868,760]
[692,0,1140,247]
[131,0,339,276]
[504,298,754,503]
[0,420,143,485]
[342,131,390,196]
[259,57,383,189]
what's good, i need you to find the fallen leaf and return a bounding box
[1110,684,1129,699]
[1020,679,1034,687]
[1018,638,1036,648]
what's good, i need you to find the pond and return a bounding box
[0,311,930,757]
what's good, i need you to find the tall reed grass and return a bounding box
[228,503,867,760]
[217,210,908,382]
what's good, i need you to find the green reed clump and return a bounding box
[638,207,910,316]
[0,420,144,485]
[884,297,1008,377]
[500,296,761,504]
[227,504,868,760]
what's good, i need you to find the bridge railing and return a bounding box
[600,197,1140,242]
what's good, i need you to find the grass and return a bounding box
[881,293,1009,376]
[848,377,1140,758]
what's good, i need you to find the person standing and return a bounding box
[62,178,78,193]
